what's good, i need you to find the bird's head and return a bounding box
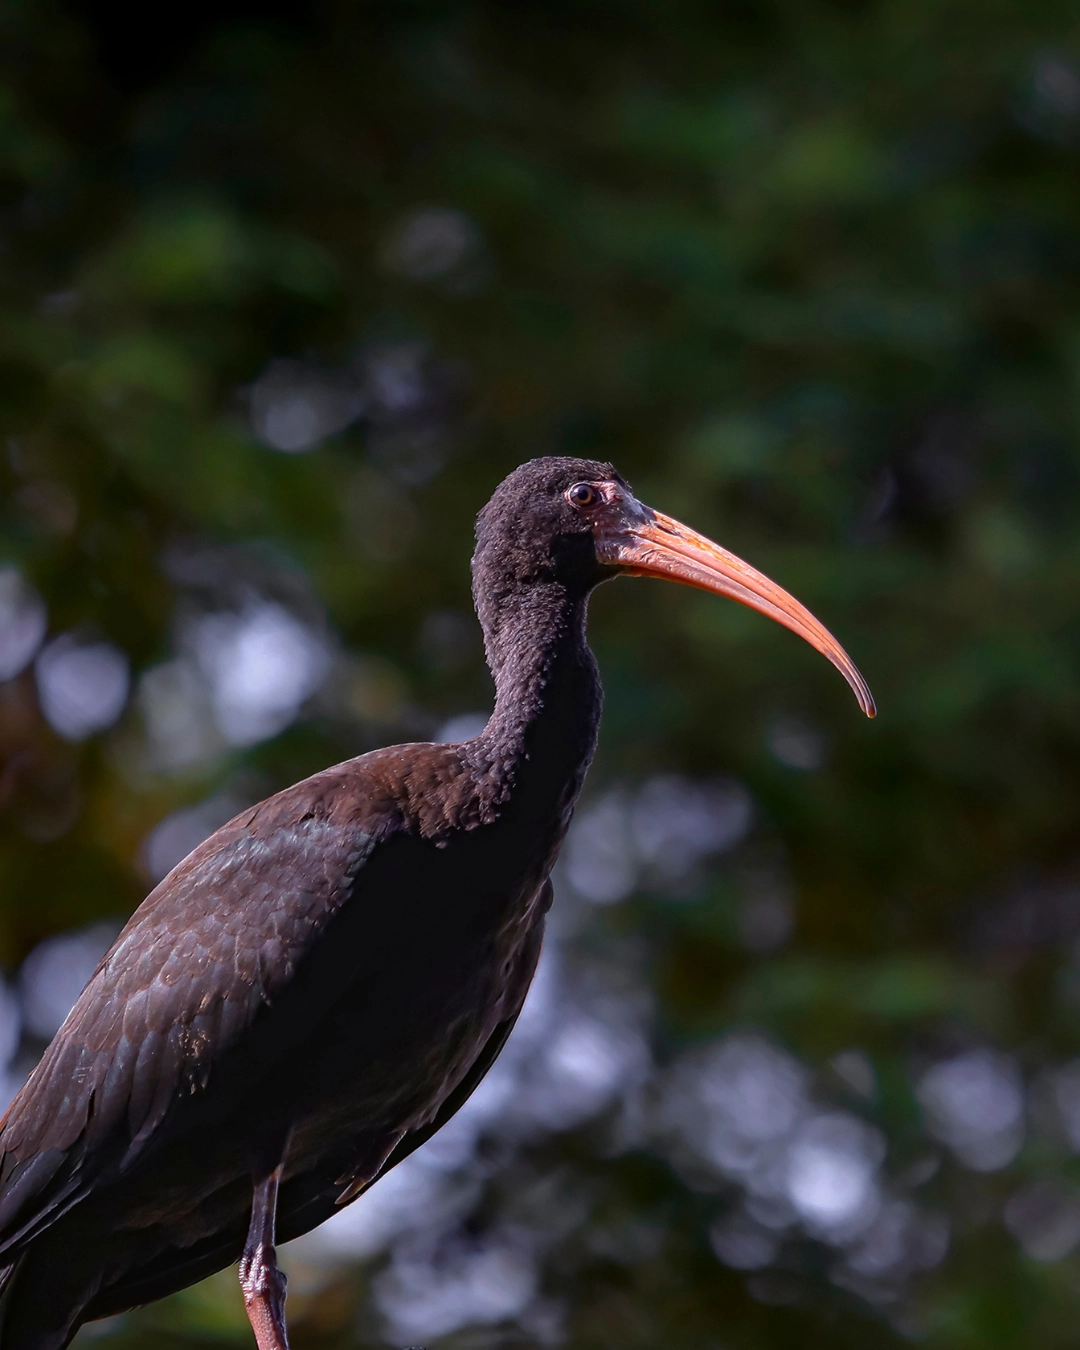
[474,456,875,717]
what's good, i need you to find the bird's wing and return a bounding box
[60,884,548,1324]
[0,751,436,1256]
[79,997,536,1323]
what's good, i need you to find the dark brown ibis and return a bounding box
[0,458,874,1350]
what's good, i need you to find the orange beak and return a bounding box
[595,507,875,718]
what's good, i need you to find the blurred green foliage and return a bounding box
[3,0,1080,1346]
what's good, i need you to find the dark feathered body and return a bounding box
[0,459,610,1350]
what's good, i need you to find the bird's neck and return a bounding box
[470,579,602,821]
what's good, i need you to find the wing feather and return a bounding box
[0,783,381,1257]
[79,1002,535,1322]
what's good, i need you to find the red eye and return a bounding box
[567,483,598,507]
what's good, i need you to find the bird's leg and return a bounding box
[239,1163,289,1350]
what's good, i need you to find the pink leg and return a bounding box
[238,1164,289,1350]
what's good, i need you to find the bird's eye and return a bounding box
[566,483,599,508]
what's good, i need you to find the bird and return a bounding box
[0,457,874,1350]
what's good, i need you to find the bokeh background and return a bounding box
[2,0,1080,1345]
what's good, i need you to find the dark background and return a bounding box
[2,1,1080,1345]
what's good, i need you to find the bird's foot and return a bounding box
[240,1241,289,1350]
[239,1241,287,1295]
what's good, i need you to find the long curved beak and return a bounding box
[596,507,876,718]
